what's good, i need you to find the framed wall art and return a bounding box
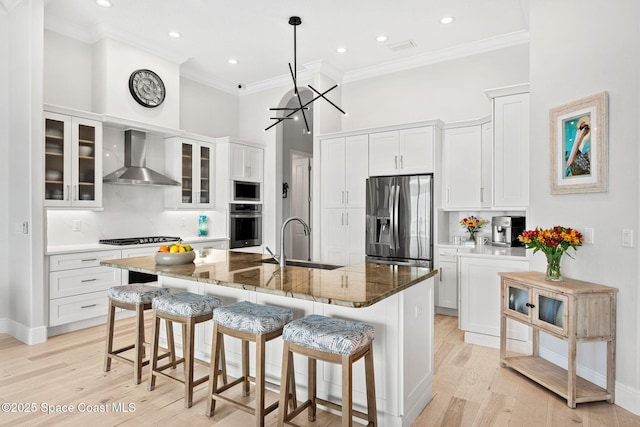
[549,91,608,194]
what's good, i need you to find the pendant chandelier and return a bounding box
[265,16,346,133]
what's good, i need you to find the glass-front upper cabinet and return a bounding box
[44,112,102,208]
[164,137,215,209]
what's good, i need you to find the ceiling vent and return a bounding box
[387,40,416,52]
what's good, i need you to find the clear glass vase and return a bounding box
[545,251,563,281]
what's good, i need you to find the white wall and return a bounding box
[180,77,238,137]
[0,9,9,323]
[92,38,180,129]
[43,30,92,111]
[341,45,529,130]
[530,0,639,413]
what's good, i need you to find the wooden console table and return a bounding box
[498,271,617,408]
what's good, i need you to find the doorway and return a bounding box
[289,154,311,260]
[279,89,313,260]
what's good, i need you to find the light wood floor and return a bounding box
[0,314,638,426]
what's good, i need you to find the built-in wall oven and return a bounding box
[229,203,262,249]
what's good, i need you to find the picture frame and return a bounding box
[550,92,608,194]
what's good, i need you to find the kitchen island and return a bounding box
[102,249,437,427]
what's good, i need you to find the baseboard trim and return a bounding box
[0,318,47,344]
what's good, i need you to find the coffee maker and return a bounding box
[491,216,526,247]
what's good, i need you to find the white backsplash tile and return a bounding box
[46,184,227,246]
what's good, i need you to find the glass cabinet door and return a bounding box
[505,282,531,320]
[44,117,68,203]
[532,289,568,336]
[199,145,210,204]
[76,123,97,202]
[181,142,194,205]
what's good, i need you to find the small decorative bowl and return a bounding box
[78,146,93,157]
[155,251,196,266]
[45,170,62,181]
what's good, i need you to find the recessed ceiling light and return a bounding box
[228,58,238,65]
[440,16,455,24]
[168,31,181,38]
[96,0,112,7]
[376,35,388,42]
[336,47,347,54]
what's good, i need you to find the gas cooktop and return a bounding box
[99,236,181,246]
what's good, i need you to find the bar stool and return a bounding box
[148,291,224,408]
[206,300,296,427]
[103,283,172,385]
[277,314,377,427]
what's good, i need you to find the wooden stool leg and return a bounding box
[206,324,222,417]
[341,354,353,427]
[219,335,228,384]
[364,346,377,426]
[242,339,250,396]
[308,357,317,422]
[288,351,297,411]
[184,318,196,408]
[255,334,266,427]
[147,312,161,391]
[134,303,145,385]
[165,319,176,367]
[277,342,292,426]
[103,300,116,372]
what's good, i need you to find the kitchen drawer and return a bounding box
[49,291,109,326]
[49,250,121,271]
[49,266,121,299]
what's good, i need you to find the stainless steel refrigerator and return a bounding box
[365,174,433,267]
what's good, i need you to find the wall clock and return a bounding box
[128,69,166,108]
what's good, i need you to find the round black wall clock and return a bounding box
[128,69,166,108]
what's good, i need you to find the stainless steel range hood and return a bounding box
[103,130,180,186]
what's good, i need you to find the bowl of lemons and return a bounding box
[155,241,196,265]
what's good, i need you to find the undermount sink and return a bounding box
[261,258,343,270]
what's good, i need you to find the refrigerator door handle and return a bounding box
[393,184,400,251]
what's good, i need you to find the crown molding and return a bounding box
[45,16,191,65]
[342,30,529,84]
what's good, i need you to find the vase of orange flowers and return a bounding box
[518,226,583,281]
[460,215,487,244]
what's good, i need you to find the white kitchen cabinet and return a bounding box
[230,143,263,182]
[320,134,368,265]
[321,134,368,209]
[458,255,529,349]
[164,137,215,209]
[44,111,103,208]
[492,91,530,208]
[321,208,366,266]
[48,250,122,326]
[442,120,492,209]
[435,248,460,310]
[368,126,434,176]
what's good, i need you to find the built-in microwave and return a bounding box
[232,180,261,203]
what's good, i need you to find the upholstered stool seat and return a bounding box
[148,291,225,408]
[103,283,172,385]
[278,314,377,427]
[206,301,297,427]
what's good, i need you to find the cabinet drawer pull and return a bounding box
[81,304,97,309]
[526,302,535,308]
[81,278,97,283]
[81,258,97,262]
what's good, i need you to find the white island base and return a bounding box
[158,275,435,426]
